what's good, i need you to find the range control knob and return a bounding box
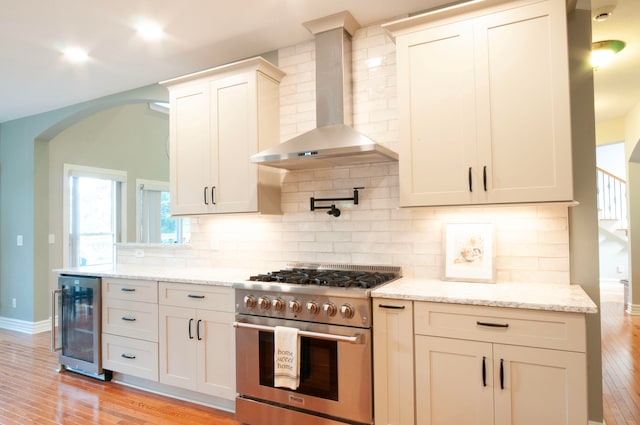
[340,304,355,319]
[289,299,302,313]
[243,295,257,309]
[306,301,319,315]
[272,298,285,311]
[323,302,337,317]
[258,296,271,310]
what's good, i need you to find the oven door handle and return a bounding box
[233,321,364,344]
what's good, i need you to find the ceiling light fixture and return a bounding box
[63,47,89,63]
[591,40,625,68]
[136,21,164,41]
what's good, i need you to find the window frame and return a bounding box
[62,164,127,268]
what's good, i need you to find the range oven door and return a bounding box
[235,316,372,425]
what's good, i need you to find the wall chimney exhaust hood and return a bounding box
[250,11,398,171]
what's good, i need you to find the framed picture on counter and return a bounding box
[443,222,495,283]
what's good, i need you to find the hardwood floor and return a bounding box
[601,280,640,425]
[0,330,240,424]
[0,284,636,424]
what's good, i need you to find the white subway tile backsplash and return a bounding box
[119,22,573,285]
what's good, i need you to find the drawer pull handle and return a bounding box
[476,321,509,328]
[483,166,487,191]
[482,356,487,387]
[378,304,405,310]
[121,288,136,292]
[500,359,505,390]
[189,318,194,339]
[121,353,136,360]
[188,294,205,299]
[197,319,203,341]
[121,316,136,322]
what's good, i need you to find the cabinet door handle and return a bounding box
[121,353,136,360]
[197,319,203,341]
[204,186,209,205]
[211,186,216,205]
[482,356,487,387]
[477,321,509,328]
[378,304,405,310]
[188,318,194,339]
[121,316,136,322]
[121,288,136,292]
[468,167,473,192]
[188,294,205,299]
[483,166,487,191]
[500,359,505,390]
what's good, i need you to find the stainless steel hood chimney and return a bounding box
[250,11,398,170]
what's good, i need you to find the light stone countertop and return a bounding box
[55,264,258,287]
[56,266,598,314]
[371,278,598,314]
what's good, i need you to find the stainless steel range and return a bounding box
[233,263,400,425]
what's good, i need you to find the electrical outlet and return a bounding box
[134,249,145,258]
[12,298,16,308]
[616,265,623,274]
[16,235,23,246]
[48,234,55,244]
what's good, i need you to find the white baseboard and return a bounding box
[0,316,51,334]
[626,303,640,315]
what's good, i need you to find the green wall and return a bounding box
[47,102,169,294]
[0,84,168,323]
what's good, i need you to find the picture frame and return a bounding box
[443,222,495,283]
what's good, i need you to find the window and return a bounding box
[63,165,127,268]
[136,179,190,244]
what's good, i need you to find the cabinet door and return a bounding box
[415,336,494,425]
[169,83,215,215]
[210,73,258,213]
[158,305,197,390]
[195,309,236,400]
[397,21,477,207]
[493,344,587,425]
[373,300,414,425]
[474,0,572,203]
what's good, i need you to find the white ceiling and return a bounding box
[591,0,640,123]
[0,0,637,125]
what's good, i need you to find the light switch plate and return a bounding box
[16,235,23,246]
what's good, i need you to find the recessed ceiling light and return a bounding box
[136,21,164,41]
[63,47,89,63]
[593,5,616,22]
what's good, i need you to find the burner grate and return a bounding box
[248,264,400,290]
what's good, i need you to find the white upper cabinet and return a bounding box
[162,57,285,215]
[384,0,573,207]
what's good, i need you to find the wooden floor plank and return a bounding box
[0,330,240,424]
[601,280,640,425]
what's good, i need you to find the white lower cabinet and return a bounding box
[373,300,415,425]
[102,278,159,381]
[158,282,235,400]
[413,302,588,425]
[373,300,588,425]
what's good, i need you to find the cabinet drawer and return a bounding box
[414,302,586,352]
[102,334,158,381]
[103,278,158,303]
[103,299,158,341]
[159,282,234,312]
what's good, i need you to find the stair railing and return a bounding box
[596,167,628,231]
